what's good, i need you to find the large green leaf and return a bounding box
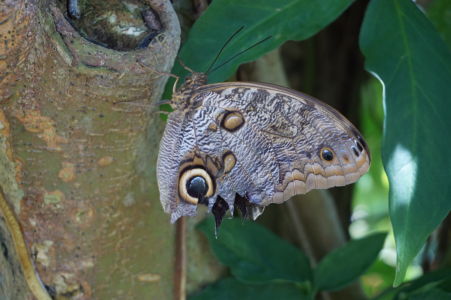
[166,0,355,93]
[188,278,310,300]
[197,217,312,285]
[313,232,386,291]
[359,0,451,285]
[372,268,451,300]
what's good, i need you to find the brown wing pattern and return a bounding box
[157,82,370,223]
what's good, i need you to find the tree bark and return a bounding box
[0,0,180,299]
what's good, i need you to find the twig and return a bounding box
[174,217,187,300]
[285,201,316,266]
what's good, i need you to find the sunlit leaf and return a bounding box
[361,260,396,297]
[360,0,451,285]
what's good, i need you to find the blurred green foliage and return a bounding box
[427,0,451,48]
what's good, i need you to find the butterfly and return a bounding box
[156,69,370,228]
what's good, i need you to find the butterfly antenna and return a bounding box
[209,36,272,74]
[138,60,180,94]
[178,58,195,73]
[205,26,245,74]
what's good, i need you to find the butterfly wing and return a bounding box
[157,82,370,223]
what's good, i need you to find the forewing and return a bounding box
[198,82,370,207]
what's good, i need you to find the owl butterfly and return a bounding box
[157,70,370,228]
[157,39,370,228]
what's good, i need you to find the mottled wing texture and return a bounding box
[157,82,370,222]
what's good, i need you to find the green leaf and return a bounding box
[372,268,451,300]
[188,278,311,300]
[393,268,451,299]
[407,288,451,300]
[314,232,386,291]
[197,217,312,285]
[165,0,355,95]
[359,0,451,285]
[427,0,451,48]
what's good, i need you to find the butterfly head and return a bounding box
[171,72,208,109]
[182,72,208,89]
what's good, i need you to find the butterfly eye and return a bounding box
[179,167,214,204]
[320,147,334,161]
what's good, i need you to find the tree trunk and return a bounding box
[0,0,181,299]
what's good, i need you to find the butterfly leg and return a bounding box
[234,194,249,219]
[212,196,229,230]
[234,193,265,220]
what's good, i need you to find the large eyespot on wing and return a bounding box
[157,110,219,222]
[168,144,225,222]
[178,166,215,205]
